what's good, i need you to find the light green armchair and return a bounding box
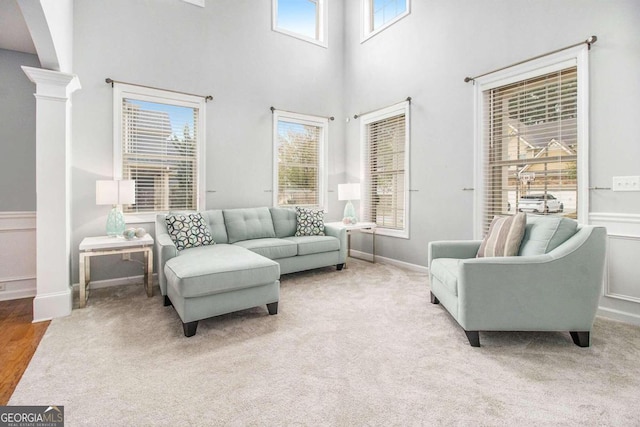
[428,216,607,347]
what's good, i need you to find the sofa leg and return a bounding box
[430,292,439,304]
[570,331,590,347]
[163,295,172,307]
[336,263,344,271]
[267,302,278,315]
[465,330,480,347]
[183,321,198,337]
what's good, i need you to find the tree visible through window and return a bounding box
[273,111,327,209]
[361,101,410,238]
[114,84,205,216]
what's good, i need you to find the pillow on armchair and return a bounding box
[477,213,526,258]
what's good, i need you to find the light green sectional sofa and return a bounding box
[156,207,347,336]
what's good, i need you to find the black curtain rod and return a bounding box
[105,78,213,102]
[464,35,597,83]
[270,106,334,121]
[353,97,412,119]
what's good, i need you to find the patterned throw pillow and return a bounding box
[477,213,526,258]
[295,207,326,237]
[165,213,214,251]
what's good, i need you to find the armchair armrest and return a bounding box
[455,226,606,331]
[428,240,481,266]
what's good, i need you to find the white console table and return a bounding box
[325,222,377,264]
[78,235,154,308]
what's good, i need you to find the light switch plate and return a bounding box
[612,176,640,192]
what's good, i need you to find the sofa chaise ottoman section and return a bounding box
[164,244,280,337]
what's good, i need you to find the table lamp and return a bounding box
[96,180,135,237]
[338,183,360,224]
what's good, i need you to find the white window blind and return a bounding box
[118,94,202,214]
[481,66,578,232]
[361,102,409,236]
[273,112,327,209]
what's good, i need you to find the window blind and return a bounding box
[276,120,321,207]
[482,66,578,232]
[363,112,406,230]
[121,99,199,213]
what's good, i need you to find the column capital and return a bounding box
[22,66,81,99]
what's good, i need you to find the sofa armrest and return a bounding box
[155,213,178,296]
[428,240,481,266]
[324,224,347,263]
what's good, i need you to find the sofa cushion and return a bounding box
[518,215,578,256]
[165,244,279,298]
[223,207,276,244]
[270,207,297,238]
[165,213,214,251]
[201,209,229,244]
[295,207,325,236]
[284,235,339,256]
[477,213,526,258]
[233,238,298,260]
[430,258,460,296]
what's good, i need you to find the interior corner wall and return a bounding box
[0,49,39,212]
[71,0,345,284]
[342,0,640,268]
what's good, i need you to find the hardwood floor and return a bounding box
[0,298,49,405]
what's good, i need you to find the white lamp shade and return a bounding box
[118,180,136,205]
[96,180,136,205]
[338,183,360,201]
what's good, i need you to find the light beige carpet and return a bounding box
[10,259,640,426]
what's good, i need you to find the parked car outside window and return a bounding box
[518,193,564,214]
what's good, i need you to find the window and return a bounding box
[362,0,410,42]
[273,111,328,209]
[474,46,589,236]
[272,0,327,47]
[113,84,206,220]
[360,101,410,238]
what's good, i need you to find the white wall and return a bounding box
[343,0,640,322]
[0,49,39,211]
[71,0,345,283]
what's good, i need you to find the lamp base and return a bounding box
[342,200,358,224]
[106,206,126,237]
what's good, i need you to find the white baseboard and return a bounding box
[0,276,36,301]
[597,306,640,326]
[349,250,429,274]
[33,288,72,323]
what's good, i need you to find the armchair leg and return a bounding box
[465,330,480,347]
[336,263,345,271]
[163,295,172,307]
[570,331,590,347]
[430,292,439,304]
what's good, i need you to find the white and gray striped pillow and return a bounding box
[477,213,526,258]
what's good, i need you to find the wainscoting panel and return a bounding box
[0,212,36,301]
[590,212,640,325]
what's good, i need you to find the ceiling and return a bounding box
[0,0,37,54]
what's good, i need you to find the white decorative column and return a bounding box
[22,66,81,322]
